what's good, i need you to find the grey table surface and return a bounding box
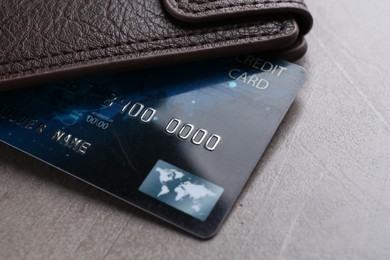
[1,0,390,259]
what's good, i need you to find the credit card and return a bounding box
[0,55,306,238]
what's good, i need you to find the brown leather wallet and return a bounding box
[0,0,312,90]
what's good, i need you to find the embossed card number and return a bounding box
[165,117,221,151]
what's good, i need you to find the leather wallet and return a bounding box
[0,0,312,90]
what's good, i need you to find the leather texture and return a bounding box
[0,0,312,90]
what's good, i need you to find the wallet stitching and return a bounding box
[173,0,306,14]
[187,0,304,5]
[0,21,288,77]
[0,21,279,68]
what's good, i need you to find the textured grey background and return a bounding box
[1,0,390,259]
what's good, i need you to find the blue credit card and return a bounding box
[0,55,306,238]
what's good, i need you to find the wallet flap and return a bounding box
[163,0,312,33]
[0,0,312,90]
